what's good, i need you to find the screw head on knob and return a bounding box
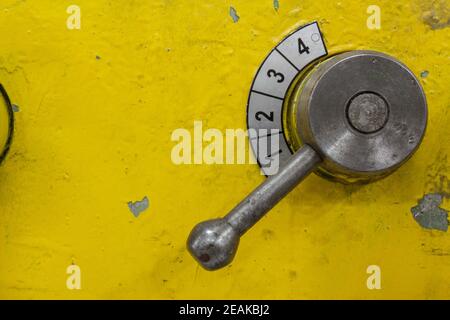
[187,219,240,270]
[346,92,389,134]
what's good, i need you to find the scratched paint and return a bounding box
[0,0,448,300]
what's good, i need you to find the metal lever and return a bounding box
[187,51,428,271]
[187,145,321,270]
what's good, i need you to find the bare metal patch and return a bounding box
[128,196,149,218]
[420,70,429,78]
[411,193,448,232]
[229,6,239,23]
[273,0,280,11]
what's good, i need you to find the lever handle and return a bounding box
[187,145,322,270]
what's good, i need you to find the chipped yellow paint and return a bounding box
[0,0,449,299]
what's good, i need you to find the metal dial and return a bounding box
[247,22,327,175]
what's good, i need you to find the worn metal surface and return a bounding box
[297,51,428,183]
[0,0,449,299]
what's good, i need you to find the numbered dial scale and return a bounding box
[247,22,327,175]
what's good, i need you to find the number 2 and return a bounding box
[255,111,274,122]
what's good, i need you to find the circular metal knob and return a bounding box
[187,50,427,270]
[295,51,427,183]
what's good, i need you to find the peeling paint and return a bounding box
[273,0,280,11]
[422,11,450,30]
[420,0,450,30]
[411,194,449,232]
[12,104,19,112]
[420,70,429,78]
[127,196,149,218]
[229,6,239,23]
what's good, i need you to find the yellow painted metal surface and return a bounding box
[0,0,449,299]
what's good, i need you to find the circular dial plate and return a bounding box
[247,22,328,175]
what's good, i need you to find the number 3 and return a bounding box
[267,69,284,83]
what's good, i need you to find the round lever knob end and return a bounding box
[187,218,240,271]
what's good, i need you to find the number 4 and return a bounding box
[298,38,310,54]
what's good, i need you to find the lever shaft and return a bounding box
[227,144,321,235]
[187,144,322,270]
